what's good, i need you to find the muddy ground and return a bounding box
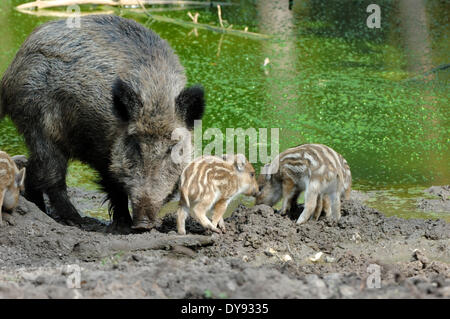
[0,187,449,299]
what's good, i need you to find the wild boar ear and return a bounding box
[235,154,246,172]
[15,168,26,190]
[12,155,28,170]
[112,78,142,122]
[175,85,205,129]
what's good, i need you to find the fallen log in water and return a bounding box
[17,0,233,10]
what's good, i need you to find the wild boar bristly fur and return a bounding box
[0,15,205,231]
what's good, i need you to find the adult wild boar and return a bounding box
[0,15,205,231]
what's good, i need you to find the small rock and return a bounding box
[325,256,336,263]
[439,286,450,298]
[264,248,277,257]
[309,252,324,263]
[412,249,430,266]
[351,232,362,242]
[281,254,292,262]
[131,254,141,262]
[339,285,356,298]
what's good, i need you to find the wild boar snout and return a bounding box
[111,132,186,230]
[255,173,282,206]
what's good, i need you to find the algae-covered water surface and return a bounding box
[0,0,448,221]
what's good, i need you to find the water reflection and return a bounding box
[398,0,433,75]
[257,0,302,149]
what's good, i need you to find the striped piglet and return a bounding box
[255,144,351,224]
[177,154,259,235]
[0,151,26,225]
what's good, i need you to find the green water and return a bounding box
[0,0,448,221]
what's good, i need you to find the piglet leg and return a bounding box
[296,190,318,224]
[192,202,220,234]
[177,205,189,235]
[280,179,297,216]
[212,199,228,232]
[0,189,5,226]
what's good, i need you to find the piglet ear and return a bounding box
[175,85,205,129]
[15,168,26,191]
[112,78,142,122]
[221,154,233,163]
[261,164,272,180]
[235,154,246,172]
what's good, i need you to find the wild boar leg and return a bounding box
[296,189,318,224]
[100,175,132,230]
[280,179,297,216]
[47,187,83,224]
[211,199,228,232]
[192,202,220,233]
[177,205,190,235]
[23,156,46,212]
[34,144,82,224]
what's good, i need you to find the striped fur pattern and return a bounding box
[0,151,26,225]
[177,154,258,235]
[256,144,351,224]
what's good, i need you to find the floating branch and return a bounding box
[136,1,270,39]
[142,13,270,39]
[187,11,199,36]
[217,4,224,28]
[16,6,204,17]
[187,11,199,23]
[16,8,114,17]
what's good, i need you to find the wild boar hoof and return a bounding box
[107,219,132,234]
[131,216,153,231]
[61,213,83,226]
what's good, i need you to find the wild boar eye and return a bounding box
[125,136,142,160]
[166,144,175,155]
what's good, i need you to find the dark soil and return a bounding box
[0,188,448,299]
[417,185,450,214]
